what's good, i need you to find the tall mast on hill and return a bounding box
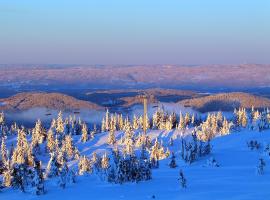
[143,95,148,134]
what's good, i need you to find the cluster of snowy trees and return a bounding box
[234,107,270,131]
[1,105,270,194]
[180,131,212,164]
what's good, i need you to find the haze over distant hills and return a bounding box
[0,64,269,91]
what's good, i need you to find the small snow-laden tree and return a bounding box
[257,158,266,175]
[12,163,28,192]
[73,147,80,160]
[58,163,69,189]
[1,137,8,167]
[92,152,102,172]
[247,140,261,150]
[123,122,134,155]
[117,114,124,131]
[184,112,190,127]
[101,152,110,180]
[140,144,148,161]
[123,117,132,135]
[3,161,12,187]
[206,157,220,167]
[112,147,120,165]
[12,129,29,165]
[123,137,134,156]
[216,111,223,126]
[26,145,35,167]
[133,115,139,130]
[220,117,232,135]
[56,111,65,135]
[191,113,195,126]
[0,112,5,126]
[46,129,55,153]
[105,109,110,131]
[152,108,165,130]
[50,118,57,130]
[67,167,76,184]
[101,118,106,133]
[107,129,116,145]
[178,112,185,131]
[0,112,6,138]
[169,152,177,168]
[178,170,187,188]
[90,124,97,139]
[264,143,270,157]
[101,152,110,171]
[62,135,75,159]
[78,155,92,175]
[32,119,45,147]
[81,123,89,143]
[150,139,160,168]
[267,109,270,124]
[169,137,174,146]
[57,149,68,168]
[32,162,45,195]
[165,115,173,131]
[110,115,117,132]
[46,152,61,178]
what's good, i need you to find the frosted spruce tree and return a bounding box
[107,129,116,145]
[32,162,45,195]
[78,155,91,175]
[169,152,177,168]
[178,170,187,188]
[257,158,266,175]
[1,137,8,167]
[81,123,89,143]
[46,152,60,178]
[46,129,55,153]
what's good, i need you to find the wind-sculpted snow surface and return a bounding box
[2,129,270,200]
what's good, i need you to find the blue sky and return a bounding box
[0,0,269,64]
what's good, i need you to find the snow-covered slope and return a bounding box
[2,129,270,200]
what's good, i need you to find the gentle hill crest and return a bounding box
[0,92,102,111]
[179,92,270,112]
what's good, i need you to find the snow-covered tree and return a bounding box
[178,112,185,130]
[46,152,60,178]
[133,115,139,130]
[81,123,89,143]
[107,129,116,145]
[32,162,45,195]
[47,129,55,152]
[3,162,12,187]
[62,135,75,159]
[178,170,187,188]
[78,155,91,175]
[169,152,177,168]
[1,137,8,166]
[32,119,45,146]
[257,158,266,175]
[101,152,110,171]
[56,111,64,134]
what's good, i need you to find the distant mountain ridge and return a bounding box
[0,64,269,90]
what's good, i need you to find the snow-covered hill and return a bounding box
[2,128,270,200]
